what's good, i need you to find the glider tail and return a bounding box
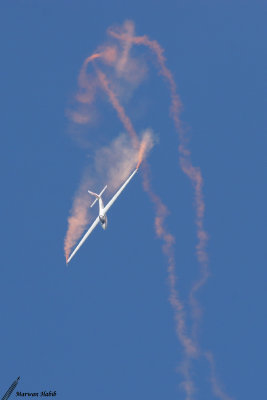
[88,185,107,208]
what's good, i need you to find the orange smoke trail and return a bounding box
[136,142,146,169]
[95,66,197,397]
[64,193,91,263]
[136,138,148,169]
[81,53,102,72]
[131,33,209,336]
[142,163,197,357]
[78,53,102,90]
[116,20,135,73]
[108,27,232,400]
[109,28,208,325]
[204,352,234,400]
[63,52,99,259]
[95,68,139,148]
[109,32,208,304]
[142,162,197,398]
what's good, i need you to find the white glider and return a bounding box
[67,168,138,263]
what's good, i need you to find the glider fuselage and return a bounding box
[98,197,108,230]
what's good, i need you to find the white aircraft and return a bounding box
[67,168,138,263]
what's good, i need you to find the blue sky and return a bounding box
[0,1,266,399]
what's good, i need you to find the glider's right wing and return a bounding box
[67,216,100,264]
[104,169,138,214]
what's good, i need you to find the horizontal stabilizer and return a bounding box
[88,185,107,208]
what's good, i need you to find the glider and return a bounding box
[67,168,138,263]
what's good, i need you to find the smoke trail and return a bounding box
[95,66,197,398]
[136,130,153,169]
[95,68,139,147]
[95,129,154,193]
[115,20,135,74]
[76,53,102,105]
[108,31,209,316]
[64,173,95,263]
[108,25,233,400]
[129,29,209,344]
[205,352,233,400]
[142,161,197,399]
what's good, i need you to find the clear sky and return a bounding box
[0,1,266,399]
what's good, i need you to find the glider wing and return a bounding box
[104,169,138,214]
[67,216,100,263]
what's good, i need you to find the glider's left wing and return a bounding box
[67,216,100,264]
